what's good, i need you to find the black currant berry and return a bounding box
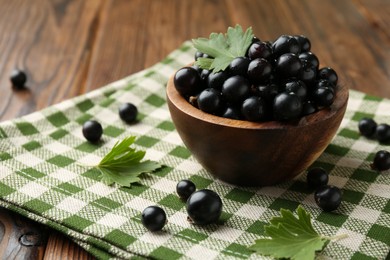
[186,189,222,225]
[255,84,280,102]
[221,106,242,120]
[318,67,338,86]
[248,41,273,60]
[174,67,202,97]
[314,185,342,212]
[247,58,272,83]
[241,96,268,122]
[176,180,196,201]
[275,53,302,79]
[195,51,204,61]
[273,92,303,121]
[375,123,390,143]
[82,120,103,143]
[141,206,167,231]
[312,87,335,107]
[272,35,300,56]
[294,35,311,52]
[207,71,229,90]
[197,88,223,115]
[307,167,329,189]
[358,118,377,138]
[372,150,390,171]
[221,75,251,104]
[10,69,27,89]
[285,80,307,101]
[301,100,317,116]
[300,61,317,87]
[118,103,138,123]
[298,52,319,70]
[229,57,250,76]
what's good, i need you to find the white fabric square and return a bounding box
[86,182,116,197]
[139,231,172,245]
[235,204,267,220]
[125,197,155,211]
[351,140,377,153]
[0,165,13,179]
[19,182,49,198]
[97,213,127,228]
[328,175,349,188]
[143,148,166,161]
[366,183,390,199]
[95,109,118,124]
[186,245,219,260]
[335,228,365,251]
[257,187,285,197]
[10,136,30,147]
[57,197,87,213]
[14,153,44,167]
[77,154,102,166]
[149,108,171,120]
[45,141,72,154]
[151,179,177,193]
[162,132,183,145]
[168,211,191,228]
[336,157,363,169]
[210,226,244,242]
[127,124,153,135]
[375,102,390,116]
[350,205,381,223]
[346,97,362,112]
[139,78,162,93]
[176,160,203,173]
[55,100,75,111]
[24,111,46,122]
[50,169,78,182]
[116,92,142,106]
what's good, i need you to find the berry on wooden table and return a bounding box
[10,69,27,89]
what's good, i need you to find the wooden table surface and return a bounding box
[0,0,389,258]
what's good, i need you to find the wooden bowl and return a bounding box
[166,75,349,186]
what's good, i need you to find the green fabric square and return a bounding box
[316,212,348,227]
[123,83,136,91]
[92,197,122,211]
[15,122,39,136]
[0,152,12,161]
[351,169,378,182]
[99,98,115,108]
[0,127,7,138]
[342,189,364,204]
[169,146,191,159]
[103,89,115,97]
[383,200,390,214]
[338,128,360,140]
[22,140,42,151]
[82,168,101,181]
[219,211,233,224]
[161,57,174,64]
[156,121,176,131]
[364,95,381,101]
[367,224,390,244]
[76,142,102,153]
[325,144,350,156]
[351,112,375,122]
[104,125,125,137]
[154,166,173,177]
[47,155,75,167]
[0,183,16,196]
[76,99,94,112]
[159,194,184,210]
[351,252,377,260]
[189,175,213,189]
[62,215,93,231]
[225,188,255,204]
[120,183,148,196]
[104,230,136,248]
[246,220,267,235]
[76,114,93,124]
[49,129,69,140]
[145,94,165,107]
[176,229,207,243]
[269,198,300,212]
[56,183,83,195]
[223,243,252,258]
[20,168,45,179]
[24,199,53,213]
[135,136,159,148]
[46,111,70,127]
[150,246,182,260]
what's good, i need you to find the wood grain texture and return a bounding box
[0,0,389,259]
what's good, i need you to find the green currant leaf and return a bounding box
[192,25,253,72]
[249,205,347,260]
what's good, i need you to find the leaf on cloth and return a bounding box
[192,24,254,72]
[249,205,347,260]
[82,136,161,187]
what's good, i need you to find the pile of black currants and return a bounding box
[174,35,339,122]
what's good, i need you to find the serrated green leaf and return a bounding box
[193,24,253,72]
[249,205,339,260]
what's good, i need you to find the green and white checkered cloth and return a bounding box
[0,42,389,260]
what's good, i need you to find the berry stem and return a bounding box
[322,233,348,241]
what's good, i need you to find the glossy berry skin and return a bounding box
[119,103,138,123]
[302,100,317,116]
[372,150,390,171]
[358,118,377,137]
[273,92,303,121]
[307,167,328,189]
[176,180,196,201]
[312,87,335,107]
[174,67,202,97]
[207,71,229,90]
[375,123,390,143]
[272,35,300,56]
[247,58,272,83]
[141,206,167,231]
[10,69,27,89]
[229,57,250,76]
[222,106,242,120]
[298,52,319,69]
[255,84,279,102]
[300,63,317,88]
[248,41,273,60]
[222,75,251,104]
[285,80,307,101]
[294,35,311,52]
[186,189,222,225]
[241,96,268,122]
[82,120,103,143]
[197,88,223,115]
[318,67,338,86]
[275,53,302,79]
[314,185,342,212]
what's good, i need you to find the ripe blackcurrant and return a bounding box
[197,88,223,115]
[82,120,103,143]
[176,180,196,201]
[307,167,328,189]
[141,206,167,231]
[174,67,202,97]
[314,185,342,212]
[375,123,390,143]
[221,75,251,104]
[273,92,303,121]
[358,118,377,138]
[119,103,138,123]
[186,189,222,225]
[372,150,390,171]
[10,69,27,89]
